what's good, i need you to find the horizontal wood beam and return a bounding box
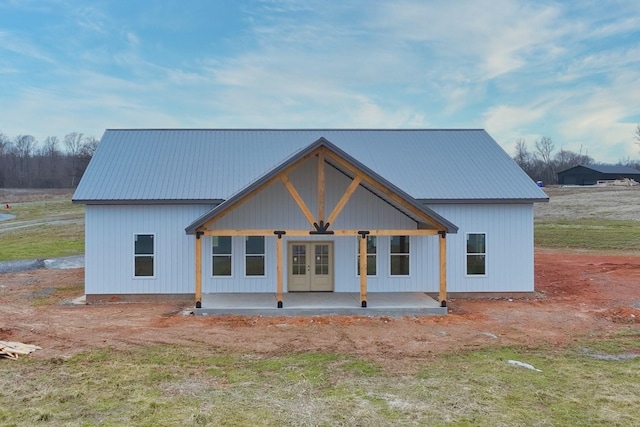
[200,229,440,236]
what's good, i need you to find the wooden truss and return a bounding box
[193,145,449,309]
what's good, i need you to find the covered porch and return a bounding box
[196,292,446,316]
[186,138,458,313]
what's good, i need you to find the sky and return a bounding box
[1,0,639,163]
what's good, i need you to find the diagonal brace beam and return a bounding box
[327,175,362,225]
[281,175,316,227]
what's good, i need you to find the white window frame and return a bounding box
[465,232,487,277]
[244,236,266,278]
[133,233,155,279]
[389,235,411,277]
[212,236,233,278]
[356,235,377,277]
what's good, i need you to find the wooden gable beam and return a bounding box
[317,151,325,222]
[324,151,447,231]
[281,175,316,227]
[199,150,318,231]
[326,175,363,226]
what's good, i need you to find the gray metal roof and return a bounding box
[185,137,458,234]
[559,164,640,175]
[73,129,548,203]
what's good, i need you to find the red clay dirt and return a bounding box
[1,249,638,371]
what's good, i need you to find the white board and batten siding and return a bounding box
[84,155,535,295]
[84,204,213,295]
[428,203,535,293]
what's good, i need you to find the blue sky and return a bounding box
[1,0,639,163]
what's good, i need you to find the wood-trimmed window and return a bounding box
[245,236,265,277]
[212,236,232,277]
[390,236,410,276]
[357,236,377,276]
[134,234,154,277]
[466,233,486,276]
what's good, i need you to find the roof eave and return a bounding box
[420,197,549,204]
[73,199,224,205]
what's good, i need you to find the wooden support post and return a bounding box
[359,232,368,307]
[195,232,203,308]
[439,231,447,307]
[276,233,284,308]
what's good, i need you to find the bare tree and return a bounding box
[555,147,593,173]
[64,132,84,187]
[14,135,37,186]
[76,136,99,182]
[39,136,61,187]
[0,132,9,187]
[0,131,8,157]
[514,138,530,167]
[534,136,554,165]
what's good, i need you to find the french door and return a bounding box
[287,242,333,291]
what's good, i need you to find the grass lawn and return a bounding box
[1,332,638,426]
[535,219,640,251]
[0,197,84,261]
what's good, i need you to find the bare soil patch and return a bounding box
[1,250,638,372]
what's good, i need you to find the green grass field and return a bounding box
[0,197,84,261]
[1,333,638,426]
[535,219,640,251]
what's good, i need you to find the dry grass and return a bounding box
[0,339,638,426]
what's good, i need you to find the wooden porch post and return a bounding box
[439,231,447,307]
[276,234,284,308]
[195,232,203,308]
[359,232,368,307]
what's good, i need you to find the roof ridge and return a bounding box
[105,128,486,132]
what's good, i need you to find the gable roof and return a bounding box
[185,137,458,234]
[558,164,640,175]
[73,129,548,204]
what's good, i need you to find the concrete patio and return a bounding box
[196,292,447,316]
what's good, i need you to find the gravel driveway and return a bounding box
[0,255,84,274]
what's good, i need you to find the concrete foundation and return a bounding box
[196,292,447,316]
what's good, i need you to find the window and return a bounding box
[315,244,329,275]
[134,234,154,277]
[245,236,265,276]
[357,236,377,276]
[466,233,486,276]
[212,236,232,276]
[390,236,410,276]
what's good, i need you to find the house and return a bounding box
[72,129,548,311]
[557,164,640,185]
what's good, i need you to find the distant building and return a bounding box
[73,129,548,312]
[557,165,640,185]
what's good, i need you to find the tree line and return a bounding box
[0,131,98,188]
[513,131,640,185]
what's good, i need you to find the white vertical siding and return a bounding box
[426,203,535,293]
[85,204,212,295]
[85,159,535,295]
